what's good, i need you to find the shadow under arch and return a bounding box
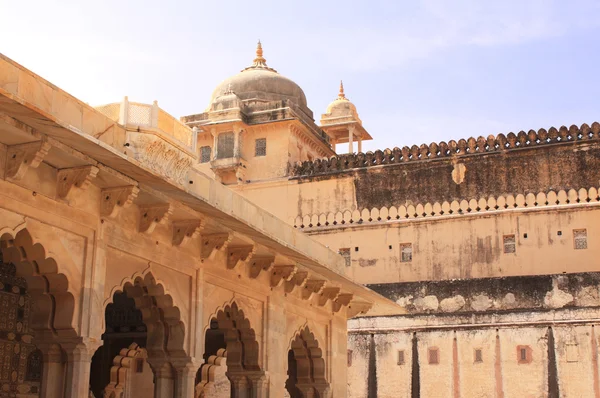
[286,326,330,398]
[196,301,266,398]
[93,270,188,397]
[0,227,77,337]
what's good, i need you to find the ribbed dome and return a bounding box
[209,42,309,112]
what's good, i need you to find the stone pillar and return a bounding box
[348,126,354,154]
[247,371,268,398]
[296,384,316,398]
[357,136,362,154]
[38,343,65,398]
[173,359,200,398]
[63,342,94,398]
[228,373,249,398]
[233,127,242,158]
[315,383,331,398]
[152,361,175,398]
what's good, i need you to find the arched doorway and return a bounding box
[90,272,187,398]
[285,327,330,398]
[196,302,266,397]
[0,228,78,397]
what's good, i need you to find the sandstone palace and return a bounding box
[0,43,598,398]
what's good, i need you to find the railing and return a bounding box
[95,97,197,152]
[293,187,600,230]
[292,122,600,176]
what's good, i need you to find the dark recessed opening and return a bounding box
[523,233,528,239]
[355,247,359,252]
[388,245,392,250]
[557,231,562,236]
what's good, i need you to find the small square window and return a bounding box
[574,229,587,250]
[400,243,412,263]
[200,146,211,163]
[503,234,516,254]
[428,347,439,365]
[517,345,532,364]
[255,138,267,157]
[355,247,359,252]
[397,350,405,365]
[474,348,483,363]
[339,248,351,267]
[347,349,353,367]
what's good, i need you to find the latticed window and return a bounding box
[200,146,211,163]
[217,132,234,159]
[255,138,267,157]
[400,243,412,262]
[503,235,516,253]
[339,248,351,266]
[573,229,587,250]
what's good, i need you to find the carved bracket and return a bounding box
[346,301,374,318]
[225,245,254,268]
[57,165,99,198]
[332,293,354,313]
[284,271,308,294]
[100,186,139,218]
[301,279,326,300]
[248,256,275,279]
[138,204,173,234]
[270,265,297,288]
[172,220,203,246]
[318,287,340,307]
[6,140,52,180]
[201,233,232,260]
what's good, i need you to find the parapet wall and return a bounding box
[294,187,600,230]
[292,122,600,210]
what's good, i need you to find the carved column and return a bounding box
[348,125,354,154]
[173,359,200,398]
[357,135,362,153]
[233,126,243,158]
[296,384,316,398]
[38,343,65,398]
[247,371,268,398]
[63,341,95,398]
[228,372,249,398]
[151,361,175,398]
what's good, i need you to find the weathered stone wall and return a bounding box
[348,273,600,398]
[292,124,600,209]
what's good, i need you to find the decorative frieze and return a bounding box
[270,265,297,288]
[302,279,326,300]
[318,287,340,307]
[201,234,232,260]
[285,271,308,294]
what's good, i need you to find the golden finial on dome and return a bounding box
[338,80,348,100]
[243,40,277,73]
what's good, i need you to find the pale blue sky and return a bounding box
[2,0,599,152]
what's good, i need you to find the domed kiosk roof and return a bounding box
[209,42,311,117]
[325,81,358,118]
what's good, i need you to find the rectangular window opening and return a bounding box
[474,348,483,363]
[517,345,532,364]
[400,243,412,263]
[397,350,405,365]
[503,234,516,254]
[428,347,439,365]
[255,138,267,157]
[574,229,587,250]
[200,146,211,163]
